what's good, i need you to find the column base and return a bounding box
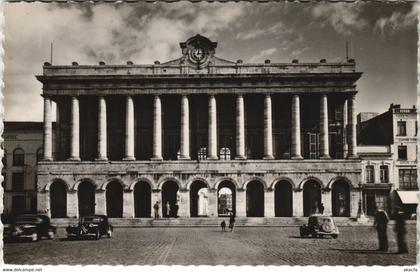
[291,155,303,160]
[123,156,136,161]
[235,155,246,160]
[347,155,359,160]
[207,156,218,160]
[67,157,81,161]
[319,155,331,160]
[95,157,108,161]
[41,157,53,162]
[263,155,274,160]
[178,156,191,160]
[151,156,163,161]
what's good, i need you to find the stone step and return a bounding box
[50,217,377,228]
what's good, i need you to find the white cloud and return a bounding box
[248,48,277,63]
[236,22,286,40]
[309,3,368,35]
[374,4,418,38]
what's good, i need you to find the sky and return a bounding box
[3,2,418,121]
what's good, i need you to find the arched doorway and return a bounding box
[161,180,179,218]
[50,180,67,218]
[275,180,293,217]
[303,180,321,216]
[134,181,151,218]
[190,180,209,217]
[332,180,350,217]
[218,180,236,216]
[106,180,123,218]
[246,180,264,217]
[78,180,96,217]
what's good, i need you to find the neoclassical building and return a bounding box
[36,35,363,219]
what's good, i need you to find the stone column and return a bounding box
[95,189,106,215]
[263,94,274,159]
[152,95,163,160]
[350,189,360,218]
[151,189,162,218]
[236,189,246,217]
[342,99,348,158]
[293,190,303,217]
[291,95,303,159]
[179,95,190,160]
[264,188,275,217]
[235,94,246,159]
[124,96,135,160]
[38,191,51,217]
[67,190,79,218]
[208,95,218,160]
[43,97,53,161]
[96,96,108,160]
[207,188,218,217]
[347,94,358,158]
[123,189,134,218]
[321,190,332,215]
[69,96,80,160]
[319,94,330,159]
[177,189,190,217]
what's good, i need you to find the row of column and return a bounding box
[42,94,358,161]
[45,187,360,218]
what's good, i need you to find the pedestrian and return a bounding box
[394,208,408,254]
[374,207,389,251]
[228,212,235,232]
[153,201,160,219]
[174,203,179,218]
[165,201,171,219]
[318,202,325,214]
[221,220,226,232]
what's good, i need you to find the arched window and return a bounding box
[13,148,24,166]
[36,147,44,162]
[198,147,207,160]
[219,147,231,160]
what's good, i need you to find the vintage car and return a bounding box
[66,215,113,240]
[300,215,339,239]
[4,214,56,242]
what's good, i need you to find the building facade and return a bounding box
[36,35,363,219]
[2,122,55,217]
[358,104,418,216]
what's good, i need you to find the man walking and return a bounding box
[374,207,389,251]
[228,211,235,232]
[394,208,408,254]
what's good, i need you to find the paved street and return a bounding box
[4,225,416,266]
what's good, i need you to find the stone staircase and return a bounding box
[51,216,373,228]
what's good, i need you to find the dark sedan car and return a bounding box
[300,215,339,238]
[4,214,56,242]
[66,215,113,240]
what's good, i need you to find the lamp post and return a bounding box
[358,182,367,221]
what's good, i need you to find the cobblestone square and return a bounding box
[3,225,416,266]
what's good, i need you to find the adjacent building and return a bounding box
[35,34,363,219]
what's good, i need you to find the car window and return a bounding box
[16,216,42,224]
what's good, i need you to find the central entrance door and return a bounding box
[218,180,236,216]
[161,180,179,218]
[134,181,151,218]
[246,180,264,217]
[303,180,321,216]
[190,180,208,217]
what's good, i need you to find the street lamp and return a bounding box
[358,182,367,221]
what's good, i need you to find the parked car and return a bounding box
[4,214,56,242]
[300,215,339,238]
[66,215,113,240]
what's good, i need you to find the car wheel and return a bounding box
[331,234,338,239]
[31,233,38,242]
[47,230,55,240]
[107,229,112,238]
[95,230,100,240]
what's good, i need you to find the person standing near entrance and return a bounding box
[394,208,408,254]
[228,211,235,232]
[318,202,325,214]
[165,202,171,219]
[153,201,160,219]
[374,207,389,251]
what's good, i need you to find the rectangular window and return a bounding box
[12,173,24,191]
[397,121,406,136]
[379,166,389,183]
[366,165,375,183]
[399,169,418,190]
[398,146,407,160]
[12,195,25,214]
